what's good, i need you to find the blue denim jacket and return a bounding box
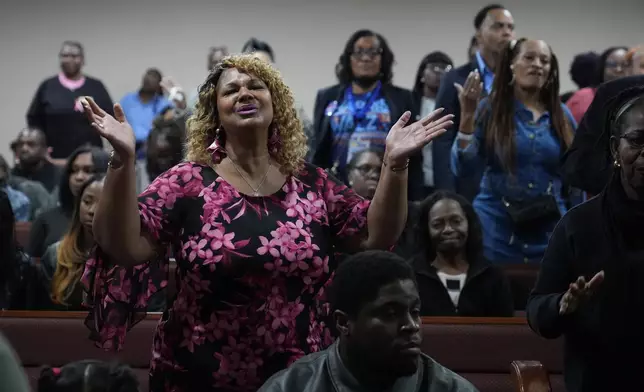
[451,100,577,264]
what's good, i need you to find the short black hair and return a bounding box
[60,40,84,57]
[569,51,600,89]
[38,360,138,392]
[17,127,47,146]
[241,38,275,62]
[330,250,416,318]
[474,4,506,29]
[337,29,395,85]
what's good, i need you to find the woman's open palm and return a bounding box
[385,109,454,162]
[82,97,136,159]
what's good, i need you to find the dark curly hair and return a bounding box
[330,250,416,319]
[416,191,484,264]
[336,29,395,86]
[38,360,139,392]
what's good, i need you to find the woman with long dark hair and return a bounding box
[452,38,576,264]
[0,190,33,309]
[27,146,108,257]
[528,81,644,392]
[36,174,105,310]
[411,191,513,316]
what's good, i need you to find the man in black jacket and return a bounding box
[309,29,424,200]
[432,4,515,200]
[258,251,477,392]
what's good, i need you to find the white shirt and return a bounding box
[437,271,467,307]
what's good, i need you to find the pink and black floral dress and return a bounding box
[82,161,369,392]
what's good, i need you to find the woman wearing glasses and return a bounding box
[528,80,644,392]
[309,30,426,201]
[413,52,454,196]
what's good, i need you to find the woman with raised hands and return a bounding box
[80,54,453,392]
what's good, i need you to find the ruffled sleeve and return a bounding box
[318,167,370,253]
[82,162,204,351]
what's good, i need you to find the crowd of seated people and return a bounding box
[1,2,644,392]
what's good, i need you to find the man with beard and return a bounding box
[309,30,424,201]
[26,41,113,162]
[258,250,478,392]
[11,128,60,193]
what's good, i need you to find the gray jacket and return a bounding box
[258,342,478,392]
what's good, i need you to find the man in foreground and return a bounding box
[258,250,478,392]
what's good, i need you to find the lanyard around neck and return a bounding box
[343,81,382,122]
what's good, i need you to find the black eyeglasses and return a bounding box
[351,48,383,59]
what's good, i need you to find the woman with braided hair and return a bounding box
[451,38,576,264]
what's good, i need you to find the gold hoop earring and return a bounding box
[614,159,621,168]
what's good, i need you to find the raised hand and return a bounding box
[385,109,454,165]
[559,271,604,315]
[81,97,136,160]
[160,76,187,110]
[454,70,483,126]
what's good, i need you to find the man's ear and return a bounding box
[334,310,350,336]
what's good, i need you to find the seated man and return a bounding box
[258,250,478,392]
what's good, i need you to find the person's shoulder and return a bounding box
[84,75,108,87]
[385,84,413,95]
[294,162,328,183]
[316,84,343,100]
[449,62,476,81]
[119,91,138,103]
[422,354,479,391]
[562,195,602,224]
[37,76,59,87]
[5,186,29,204]
[258,350,328,392]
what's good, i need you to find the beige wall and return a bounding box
[1,0,643,160]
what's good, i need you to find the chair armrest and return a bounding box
[510,360,551,392]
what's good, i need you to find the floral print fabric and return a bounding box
[82,161,369,391]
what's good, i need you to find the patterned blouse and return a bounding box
[82,161,370,392]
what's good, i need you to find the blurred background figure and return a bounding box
[26,41,113,165]
[412,51,454,196]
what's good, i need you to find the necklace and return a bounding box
[227,156,271,196]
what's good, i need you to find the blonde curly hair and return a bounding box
[185,54,308,174]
